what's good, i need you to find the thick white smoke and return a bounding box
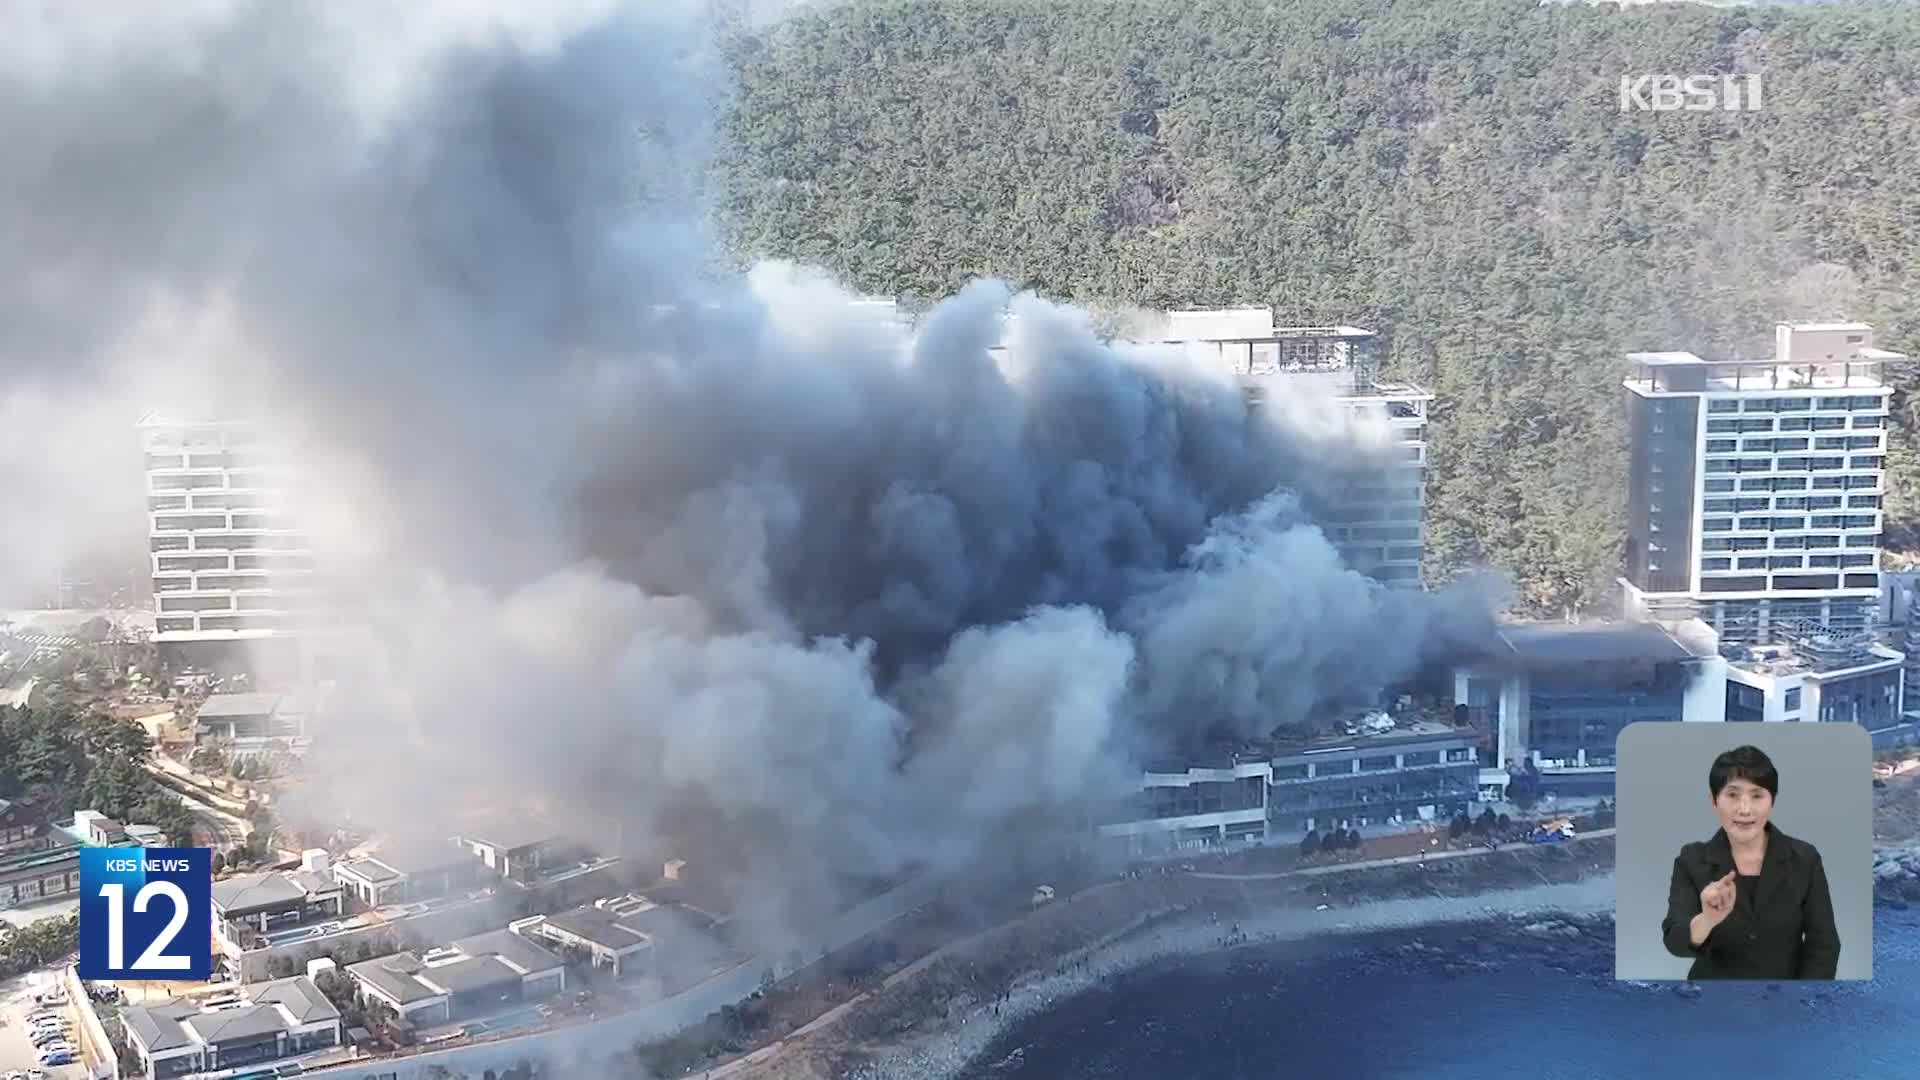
[1,2,1502,914]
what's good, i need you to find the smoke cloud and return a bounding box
[2,1,1501,917]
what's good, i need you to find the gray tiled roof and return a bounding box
[252,975,340,1025]
[211,871,307,914]
[414,955,522,995]
[454,928,565,977]
[543,905,650,953]
[183,1004,288,1045]
[211,869,335,915]
[347,952,442,1005]
[122,1005,193,1052]
[124,978,337,1054]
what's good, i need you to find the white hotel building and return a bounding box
[139,414,316,669]
[1622,323,1906,643]
[1147,309,1434,586]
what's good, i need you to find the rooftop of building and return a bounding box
[124,976,338,1053]
[347,927,565,1003]
[340,838,472,880]
[1494,621,1696,666]
[1625,323,1908,394]
[195,692,283,719]
[211,867,336,914]
[1721,633,1904,679]
[540,903,654,952]
[454,815,561,854]
[1152,712,1473,772]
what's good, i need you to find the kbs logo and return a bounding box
[1619,74,1763,113]
[78,847,213,981]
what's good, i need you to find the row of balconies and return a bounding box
[1698,533,1878,552]
[1701,474,1883,495]
[152,511,295,532]
[1699,555,1878,574]
[1702,514,1879,533]
[1704,436,1883,455]
[1705,395,1887,415]
[1703,455,1884,475]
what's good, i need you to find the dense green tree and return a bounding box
[716,0,1920,614]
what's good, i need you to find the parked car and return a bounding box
[36,1052,71,1068]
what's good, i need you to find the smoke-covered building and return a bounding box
[1097,718,1482,852]
[1261,720,1480,838]
[138,414,316,674]
[1152,309,1433,587]
[1455,622,1715,797]
[1097,758,1273,857]
[1621,323,1904,644]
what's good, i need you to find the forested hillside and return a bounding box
[713,0,1920,617]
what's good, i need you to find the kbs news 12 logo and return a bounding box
[78,847,213,981]
[1619,73,1763,113]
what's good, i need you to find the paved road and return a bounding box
[142,758,250,850]
[1190,829,1619,881]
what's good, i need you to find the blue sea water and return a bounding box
[958,907,1920,1080]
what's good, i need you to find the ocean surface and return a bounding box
[957,906,1920,1080]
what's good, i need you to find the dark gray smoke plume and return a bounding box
[2,2,1501,916]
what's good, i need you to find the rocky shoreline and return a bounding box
[1874,845,1920,905]
[837,873,1618,1080]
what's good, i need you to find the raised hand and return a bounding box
[1699,869,1737,925]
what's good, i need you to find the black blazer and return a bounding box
[1661,822,1840,979]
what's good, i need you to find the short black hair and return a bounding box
[1709,745,1779,799]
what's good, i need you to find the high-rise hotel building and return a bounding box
[1622,323,1907,642]
[138,415,315,669]
[1156,309,1433,587]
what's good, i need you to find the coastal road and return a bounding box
[1189,829,1618,882]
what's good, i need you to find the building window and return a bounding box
[1784,688,1801,714]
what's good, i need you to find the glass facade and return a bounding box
[1625,395,1699,594]
[1820,668,1901,729]
[1529,665,1689,763]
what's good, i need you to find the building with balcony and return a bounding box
[1262,720,1481,836]
[452,818,564,885]
[1096,759,1273,857]
[123,975,341,1079]
[514,894,674,979]
[192,692,308,759]
[345,928,567,1028]
[1148,309,1433,587]
[1699,621,1915,749]
[1454,621,1714,798]
[333,843,481,910]
[211,852,345,974]
[1622,323,1905,643]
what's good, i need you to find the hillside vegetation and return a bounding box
[715,0,1920,616]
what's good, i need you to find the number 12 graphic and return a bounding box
[78,847,212,981]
